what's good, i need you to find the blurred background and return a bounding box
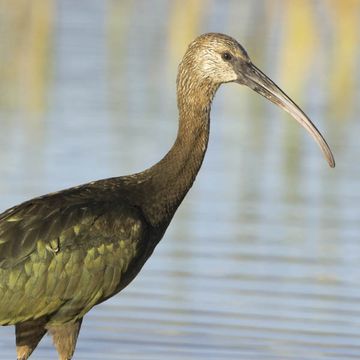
[0,0,359,359]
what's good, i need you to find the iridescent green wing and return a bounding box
[0,191,148,325]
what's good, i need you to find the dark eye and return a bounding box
[221,52,232,61]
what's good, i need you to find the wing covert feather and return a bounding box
[0,189,148,325]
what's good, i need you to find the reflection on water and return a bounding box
[0,1,360,359]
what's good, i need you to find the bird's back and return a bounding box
[0,180,152,325]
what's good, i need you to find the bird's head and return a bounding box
[178,33,335,168]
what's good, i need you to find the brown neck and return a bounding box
[133,67,219,227]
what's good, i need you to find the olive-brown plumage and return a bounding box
[0,33,335,360]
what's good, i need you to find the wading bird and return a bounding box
[0,33,335,360]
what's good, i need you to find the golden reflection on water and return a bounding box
[0,1,359,359]
[0,0,358,117]
[0,0,53,112]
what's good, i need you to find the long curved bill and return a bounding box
[240,63,335,168]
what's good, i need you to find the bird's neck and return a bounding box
[136,76,219,228]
